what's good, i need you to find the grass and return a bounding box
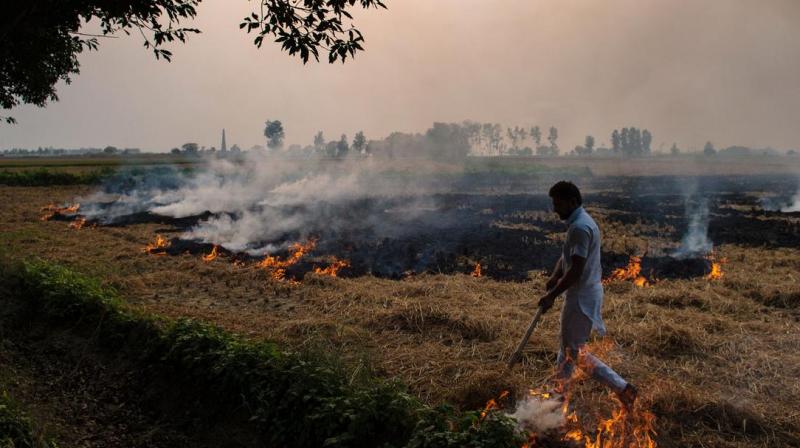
[0,258,526,448]
[0,390,57,448]
[0,168,115,186]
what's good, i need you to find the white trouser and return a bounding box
[555,298,628,393]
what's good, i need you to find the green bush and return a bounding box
[1,260,525,448]
[0,391,57,448]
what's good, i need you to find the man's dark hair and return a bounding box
[549,181,582,205]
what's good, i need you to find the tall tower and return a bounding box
[221,128,227,152]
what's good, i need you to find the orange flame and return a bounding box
[705,253,726,281]
[144,234,170,255]
[40,202,80,221]
[603,256,649,287]
[479,390,509,420]
[68,217,87,229]
[471,262,482,278]
[202,245,219,262]
[487,341,657,448]
[313,257,350,277]
[258,239,317,282]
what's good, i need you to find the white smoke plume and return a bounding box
[672,197,712,258]
[79,151,441,255]
[784,192,800,212]
[508,395,565,434]
[672,179,713,258]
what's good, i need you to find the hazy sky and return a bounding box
[2,0,800,152]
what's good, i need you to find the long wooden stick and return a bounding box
[507,306,545,368]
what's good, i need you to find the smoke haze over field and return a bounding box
[2,0,800,152]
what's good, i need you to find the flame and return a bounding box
[480,390,509,420]
[603,256,649,287]
[258,239,317,282]
[68,217,87,229]
[144,234,170,255]
[202,245,219,262]
[471,262,482,278]
[40,202,80,221]
[483,342,657,448]
[705,253,726,281]
[313,257,350,277]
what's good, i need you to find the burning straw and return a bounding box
[482,339,658,447]
[603,256,650,288]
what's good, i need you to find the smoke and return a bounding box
[672,179,713,258]
[760,190,800,212]
[507,395,565,434]
[784,192,800,212]
[79,151,451,256]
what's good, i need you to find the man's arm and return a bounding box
[545,256,564,290]
[538,254,587,311]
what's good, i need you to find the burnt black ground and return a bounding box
[55,174,800,282]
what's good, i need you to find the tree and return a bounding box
[336,134,349,158]
[170,147,181,155]
[670,143,680,156]
[584,135,595,153]
[479,123,504,155]
[325,140,339,158]
[642,129,652,154]
[103,146,118,155]
[530,126,542,147]
[2,1,387,124]
[352,131,366,155]
[264,120,285,149]
[611,129,621,153]
[313,131,326,152]
[547,126,559,154]
[181,143,198,154]
[703,141,716,156]
[629,128,642,156]
[426,122,473,159]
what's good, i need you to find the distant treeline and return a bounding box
[258,121,800,160]
[2,146,141,156]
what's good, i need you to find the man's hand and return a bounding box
[537,292,557,312]
[545,276,559,291]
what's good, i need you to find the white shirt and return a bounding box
[561,206,606,335]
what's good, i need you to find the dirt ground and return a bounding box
[1,178,800,447]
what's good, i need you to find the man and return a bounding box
[537,181,637,410]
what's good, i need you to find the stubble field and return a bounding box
[1,157,799,447]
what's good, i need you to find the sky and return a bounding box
[2,0,800,152]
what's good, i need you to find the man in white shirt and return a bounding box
[537,181,637,410]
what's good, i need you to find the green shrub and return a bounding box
[1,260,525,448]
[0,391,57,448]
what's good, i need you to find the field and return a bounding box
[1,155,800,447]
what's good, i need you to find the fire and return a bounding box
[258,239,317,282]
[68,217,87,229]
[202,245,219,262]
[144,234,170,255]
[603,256,650,287]
[483,343,658,448]
[480,390,509,420]
[40,202,80,221]
[471,262,482,278]
[313,257,350,277]
[705,253,726,281]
